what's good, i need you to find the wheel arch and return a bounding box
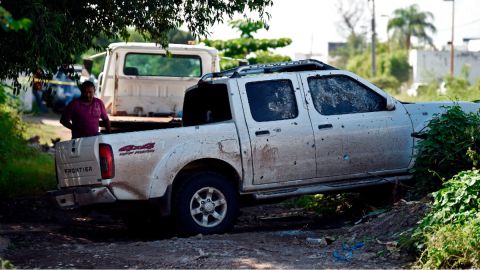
[171,158,241,198]
[153,158,241,217]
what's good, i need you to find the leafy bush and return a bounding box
[411,105,480,196]
[346,48,410,88]
[446,77,471,100]
[413,170,480,268]
[418,218,480,269]
[0,87,27,164]
[0,85,56,198]
[0,258,14,269]
[418,170,480,229]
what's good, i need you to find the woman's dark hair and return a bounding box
[80,80,95,92]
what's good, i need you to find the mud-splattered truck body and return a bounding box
[51,60,480,235]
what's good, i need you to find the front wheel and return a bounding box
[174,172,238,235]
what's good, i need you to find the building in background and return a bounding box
[294,52,324,61]
[327,42,347,66]
[409,49,480,85]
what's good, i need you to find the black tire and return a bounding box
[174,172,238,235]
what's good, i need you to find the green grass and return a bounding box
[417,217,480,268]
[0,95,57,198]
[0,151,56,198]
[0,259,15,269]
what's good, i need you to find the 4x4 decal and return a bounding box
[119,143,155,156]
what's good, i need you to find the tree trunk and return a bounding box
[406,33,411,50]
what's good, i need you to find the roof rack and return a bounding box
[199,59,337,82]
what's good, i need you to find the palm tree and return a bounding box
[387,4,437,50]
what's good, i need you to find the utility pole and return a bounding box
[370,0,377,77]
[445,0,455,77]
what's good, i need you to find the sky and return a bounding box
[205,0,480,60]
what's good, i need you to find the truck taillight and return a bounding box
[99,144,115,179]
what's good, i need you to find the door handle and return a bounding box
[318,124,333,129]
[255,130,270,136]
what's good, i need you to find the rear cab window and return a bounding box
[123,53,202,77]
[182,83,232,126]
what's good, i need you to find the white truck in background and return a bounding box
[91,42,220,131]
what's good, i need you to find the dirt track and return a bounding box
[0,197,425,269]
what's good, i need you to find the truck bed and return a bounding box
[105,115,182,133]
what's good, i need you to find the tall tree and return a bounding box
[331,0,368,68]
[0,0,272,81]
[387,4,437,50]
[203,19,291,70]
[335,0,366,38]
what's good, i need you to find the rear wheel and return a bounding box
[174,172,238,235]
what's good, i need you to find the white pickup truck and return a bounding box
[94,42,220,131]
[51,60,480,235]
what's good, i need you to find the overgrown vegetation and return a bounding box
[0,85,56,198]
[397,67,480,102]
[411,105,480,196]
[412,170,480,268]
[346,45,411,94]
[0,258,14,269]
[395,105,480,268]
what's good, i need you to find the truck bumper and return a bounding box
[48,187,117,209]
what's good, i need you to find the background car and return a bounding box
[43,65,96,112]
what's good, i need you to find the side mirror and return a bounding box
[386,96,396,111]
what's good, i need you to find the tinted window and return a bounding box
[246,79,298,122]
[183,84,232,126]
[307,75,386,115]
[124,53,202,77]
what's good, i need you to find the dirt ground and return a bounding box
[0,196,426,269]
[22,111,71,142]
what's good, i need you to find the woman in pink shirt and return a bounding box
[60,81,111,139]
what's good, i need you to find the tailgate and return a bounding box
[55,137,102,187]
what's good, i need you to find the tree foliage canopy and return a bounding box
[203,19,291,70]
[0,0,272,80]
[387,4,437,50]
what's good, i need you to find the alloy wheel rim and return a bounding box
[189,187,227,228]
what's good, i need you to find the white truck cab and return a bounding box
[97,42,220,130]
